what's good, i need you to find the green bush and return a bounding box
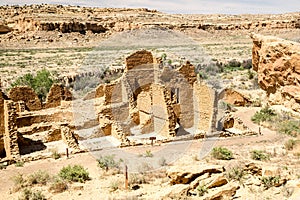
[211,147,233,160]
[260,176,280,189]
[196,184,208,196]
[15,161,24,167]
[250,150,270,161]
[226,167,247,184]
[10,69,54,102]
[251,107,277,123]
[145,150,153,157]
[58,165,90,183]
[278,120,300,137]
[97,155,123,171]
[51,151,61,160]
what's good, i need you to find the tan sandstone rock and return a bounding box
[251,33,300,112]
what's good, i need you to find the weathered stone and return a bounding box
[251,33,300,112]
[9,86,42,111]
[0,23,12,34]
[219,88,250,106]
[44,83,72,109]
[167,164,224,185]
[3,100,20,159]
[125,50,154,71]
[204,184,240,200]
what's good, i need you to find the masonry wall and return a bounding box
[193,82,215,133]
[4,100,20,159]
[0,91,8,156]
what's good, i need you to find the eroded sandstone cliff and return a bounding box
[251,33,300,111]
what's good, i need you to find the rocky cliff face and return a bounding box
[0,4,299,35]
[251,33,300,111]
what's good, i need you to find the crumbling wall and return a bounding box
[152,84,176,137]
[44,83,72,109]
[9,86,42,111]
[161,63,195,128]
[3,100,20,159]
[194,82,215,133]
[0,90,8,156]
[125,50,154,71]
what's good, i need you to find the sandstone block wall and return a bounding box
[194,83,215,133]
[125,50,154,71]
[8,86,42,111]
[0,91,8,156]
[4,100,20,159]
[44,83,72,109]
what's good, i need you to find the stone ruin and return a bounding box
[91,50,254,146]
[0,50,256,162]
[0,83,77,161]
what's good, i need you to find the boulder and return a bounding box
[251,33,300,112]
[167,164,224,185]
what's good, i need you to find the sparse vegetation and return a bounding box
[27,170,50,186]
[51,151,61,160]
[49,177,68,193]
[58,165,90,183]
[226,167,247,184]
[19,188,46,200]
[260,176,280,189]
[158,157,167,166]
[15,161,24,167]
[250,150,270,161]
[97,155,123,171]
[277,120,300,137]
[285,139,298,150]
[211,147,233,160]
[145,150,153,157]
[251,106,277,123]
[196,184,208,196]
[10,69,55,101]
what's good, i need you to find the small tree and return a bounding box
[10,69,54,102]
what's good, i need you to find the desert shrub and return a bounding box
[19,188,46,200]
[224,59,242,71]
[211,147,233,160]
[241,59,252,69]
[10,69,54,102]
[58,165,89,183]
[144,150,153,157]
[196,184,208,196]
[260,176,280,189]
[129,173,147,185]
[277,120,300,137]
[109,179,121,192]
[51,151,61,160]
[158,157,167,166]
[226,167,247,183]
[49,177,68,193]
[15,161,24,167]
[250,150,270,161]
[285,139,298,150]
[27,170,50,185]
[251,107,277,123]
[12,173,27,191]
[247,69,255,79]
[97,155,123,171]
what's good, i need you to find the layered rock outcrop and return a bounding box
[251,33,300,112]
